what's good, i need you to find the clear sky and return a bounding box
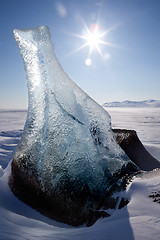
[0,0,160,109]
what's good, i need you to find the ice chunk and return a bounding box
[9,26,138,226]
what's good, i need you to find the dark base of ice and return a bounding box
[9,158,137,227]
[9,128,159,226]
[9,128,153,227]
[113,129,160,171]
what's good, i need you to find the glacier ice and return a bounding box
[9,26,138,226]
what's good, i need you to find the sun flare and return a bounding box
[71,20,115,66]
[84,23,101,48]
[87,32,100,47]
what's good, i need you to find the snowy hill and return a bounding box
[103,99,160,108]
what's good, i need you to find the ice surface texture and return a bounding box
[10,26,137,226]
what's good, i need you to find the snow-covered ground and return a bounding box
[0,108,160,240]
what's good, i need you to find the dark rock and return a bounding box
[87,210,110,227]
[113,129,160,171]
[118,197,129,209]
[149,191,160,204]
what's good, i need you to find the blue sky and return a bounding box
[0,0,160,109]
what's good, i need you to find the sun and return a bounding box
[84,24,100,46]
[71,20,115,66]
[78,23,108,57]
[86,31,100,48]
[82,24,102,54]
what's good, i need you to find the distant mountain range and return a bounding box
[102,99,160,108]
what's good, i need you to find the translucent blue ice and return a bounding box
[13,26,131,194]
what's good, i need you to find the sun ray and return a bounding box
[79,17,92,35]
[95,44,104,58]
[69,42,89,55]
[98,40,119,48]
[88,45,94,57]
